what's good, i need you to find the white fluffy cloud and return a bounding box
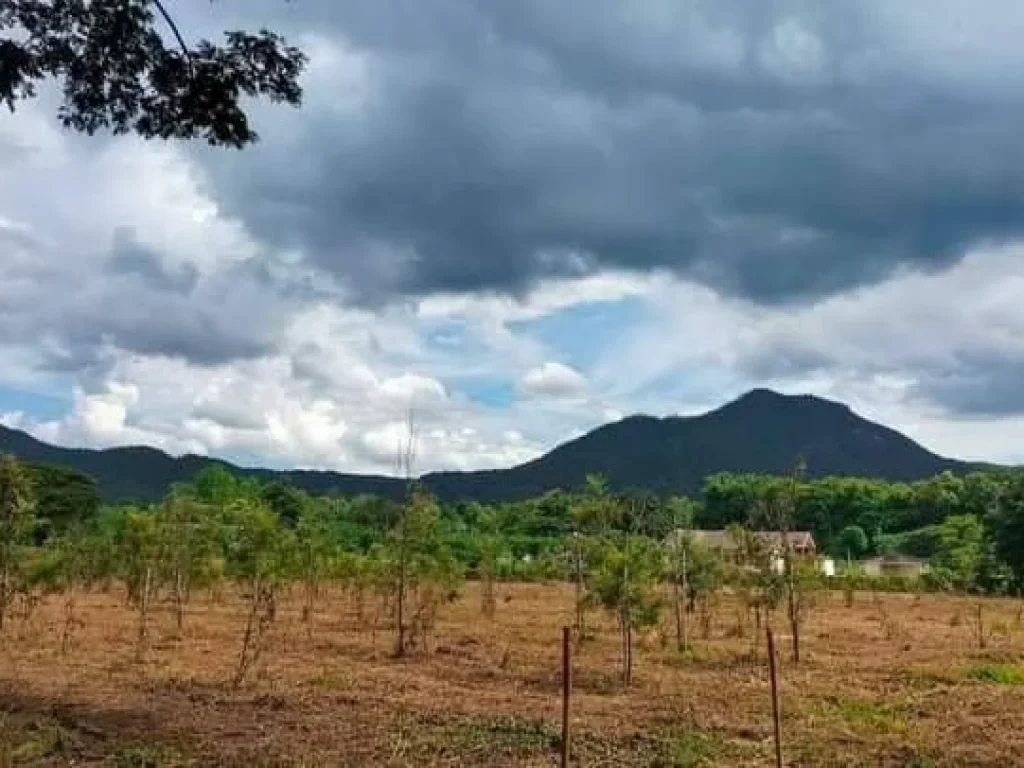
[520,362,588,398]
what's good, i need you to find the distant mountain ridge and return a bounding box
[0,389,987,502]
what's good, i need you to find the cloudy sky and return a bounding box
[3,0,1024,474]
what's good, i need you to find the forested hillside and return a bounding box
[0,389,984,502]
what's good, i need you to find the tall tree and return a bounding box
[1,0,306,146]
[472,506,507,619]
[0,454,35,630]
[383,485,461,657]
[586,534,663,686]
[929,514,985,590]
[120,508,164,659]
[991,472,1024,590]
[160,495,221,632]
[835,525,869,563]
[754,459,811,664]
[225,499,286,686]
[290,500,336,633]
[26,464,100,543]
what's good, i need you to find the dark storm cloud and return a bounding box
[107,228,200,293]
[0,228,280,368]
[200,0,1024,305]
[917,356,1024,418]
[60,256,281,365]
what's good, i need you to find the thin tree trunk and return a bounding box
[673,577,683,651]
[787,570,800,664]
[233,579,261,688]
[174,570,186,632]
[302,578,316,636]
[136,565,151,661]
[61,586,76,654]
[622,622,630,688]
[620,618,629,687]
[0,563,9,631]
[681,548,690,651]
[482,570,495,618]
[574,544,584,637]
[396,539,407,657]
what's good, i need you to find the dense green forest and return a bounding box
[12,454,1024,594]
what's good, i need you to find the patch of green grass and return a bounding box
[964,662,1024,685]
[450,716,557,753]
[0,719,77,763]
[408,713,728,766]
[410,713,558,759]
[10,726,70,761]
[114,743,183,767]
[655,727,718,767]
[815,696,908,735]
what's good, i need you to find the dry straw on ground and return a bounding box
[1,583,1023,766]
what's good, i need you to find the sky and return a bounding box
[2,0,1024,474]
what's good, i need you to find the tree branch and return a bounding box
[152,0,192,64]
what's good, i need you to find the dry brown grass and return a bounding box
[1,583,1024,766]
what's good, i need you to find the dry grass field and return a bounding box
[2,583,1024,766]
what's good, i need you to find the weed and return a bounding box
[413,714,558,759]
[458,717,556,751]
[114,743,182,767]
[305,670,341,689]
[656,728,717,767]
[815,696,907,734]
[989,619,1013,641]
[964,663,1024,685]
[875,603,904,640]
[8,724,72,762]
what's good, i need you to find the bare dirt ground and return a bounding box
[2,583,1024,766]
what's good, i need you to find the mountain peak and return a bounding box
[729,387,841,406]
[0,391,978,503]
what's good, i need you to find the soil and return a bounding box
[1,583,1023,766]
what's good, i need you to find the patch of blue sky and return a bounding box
[446,375,515,408]
[626,369,749,416]
[0,385,68,421]
[508,296,651,371]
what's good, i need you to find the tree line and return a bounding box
[23,458,1024,587]
[4,454,1024,686]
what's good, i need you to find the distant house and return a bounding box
[665,529,817,561]
[665,529,836,576]
[860,555,929,579]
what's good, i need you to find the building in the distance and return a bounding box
[859,555,929,579]
[664,528,833,575]
[666,529,816,561]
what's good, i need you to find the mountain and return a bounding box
[0,389,984,502]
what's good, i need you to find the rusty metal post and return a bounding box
[767,627,782,768]
[561,625,572,767]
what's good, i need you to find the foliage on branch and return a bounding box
[1,0,307,147]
